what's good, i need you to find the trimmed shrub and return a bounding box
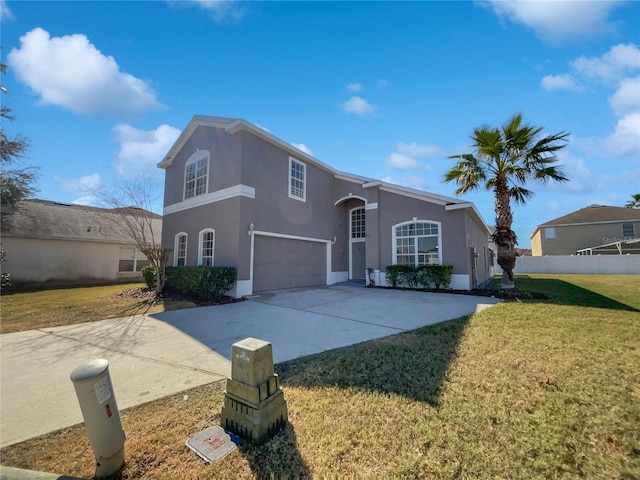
[416,264,453,290]
[165,266,236,299]
[141,265,157,288]
[385,264,453,290]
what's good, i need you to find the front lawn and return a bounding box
[1,274,639,478]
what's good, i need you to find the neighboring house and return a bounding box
[158,115,494,298]
[1,199,162,285]
[530,204,640,256]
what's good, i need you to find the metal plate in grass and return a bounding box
[186,426,237,463]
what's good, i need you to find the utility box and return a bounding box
[221,338,288,444]
[70,359,125,478]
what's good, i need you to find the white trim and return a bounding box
[391,220,443,266]
[365,202,378,210]
[184,150,210,201]
[248,230,333,293]
[450,274,470,290]
[164,184,255,215]
[198,228,215,266]
[349,206,366,279]
[288,157,306,202]
[174,232,188,266]
[334,194,368,206]
[329,271,349,284]
[233,280,253,299]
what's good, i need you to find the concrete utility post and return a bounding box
[221,337,288,444]
[70,359,125,478]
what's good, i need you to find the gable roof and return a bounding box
[531,204,640,238]
[1,199,162,244]
[158,115,491,234]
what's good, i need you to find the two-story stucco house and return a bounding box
[158,115,494,298]
[530,204,640,256]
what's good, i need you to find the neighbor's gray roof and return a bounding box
[1,199,162,244]
[541,204,640,226]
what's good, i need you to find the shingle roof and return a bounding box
[1,199,162,244]
[540,204,640,227]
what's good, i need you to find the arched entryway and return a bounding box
[334,195,367,280]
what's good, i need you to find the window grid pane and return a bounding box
[185,158,208,199]
[176,235,187,266]
[290,160,305,198]
[351,208,366,238]
[394,222,439,267]
[622,223,634,238]
[201,231,214,266]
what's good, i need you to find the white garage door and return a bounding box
[253,236,326,292]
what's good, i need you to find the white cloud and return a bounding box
[1,0,14,21]
[54,173,103,193]
[397,141,442,158]
[609,76,640,117]
[343,96,375,117]
[381,175,426,190]
[113,123,181,178]
[72,195,100,206]
[7,28,163,118]
[346,82,363,92]
[571,43,640,85]
[603,112,640,158]
[386,153,421,170]
[551,153,598,193]
[481,0,624,42]
[376,78,389,88]
[541,73,583,92]
[167,0,246,20]
[292,143,312,155]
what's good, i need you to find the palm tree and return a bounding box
[444,113,569,290]
[624,194,640,208]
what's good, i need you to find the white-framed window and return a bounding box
[393,221,441,266]
[184,150,209,200]
[351,207,366,239]
[118,248,150,272]
[544,227,556,240]
[622,223,634,238]
[174,233,187,266]
[198,229,215,266]
[289,157,306,201]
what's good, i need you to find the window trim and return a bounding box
[544,227,556,240]
[622,223,634,239]
[391,220,442,266]
[198,228,215,266]
[118,247,150,273]
[288,157,306,202]
[350,206,366,241]
[174,232,188,266]
[184,150,210,201]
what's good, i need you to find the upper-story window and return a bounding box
[184,150,209,200]
[175,233,187,266]
[393,221,440,266]
[622,223,635,238]
[545,227,556,240]
[351,207,365,239]
[289,157,306,201]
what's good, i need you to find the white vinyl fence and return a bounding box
[513,255,640,275]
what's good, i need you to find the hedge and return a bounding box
[165,266,236,299]
[385,264,453,290]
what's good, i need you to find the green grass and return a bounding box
[0,283,196,334]
[1,274,639,479]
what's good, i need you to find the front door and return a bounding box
[351,241,366,279]
[350,206,366,279]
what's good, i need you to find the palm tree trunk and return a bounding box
[493,179,517,290]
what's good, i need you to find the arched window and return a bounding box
[393,221,441,266]
[198,228,215,266]
[174,233,187,266]
[184,150,209,200]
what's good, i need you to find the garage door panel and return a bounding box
[254,236,326,291]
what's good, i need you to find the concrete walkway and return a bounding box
[0,284,500,448]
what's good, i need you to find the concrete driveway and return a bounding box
[0,283,500,447]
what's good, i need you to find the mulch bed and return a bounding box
[114,287,241,306]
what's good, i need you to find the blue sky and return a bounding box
[2,0,639,248]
